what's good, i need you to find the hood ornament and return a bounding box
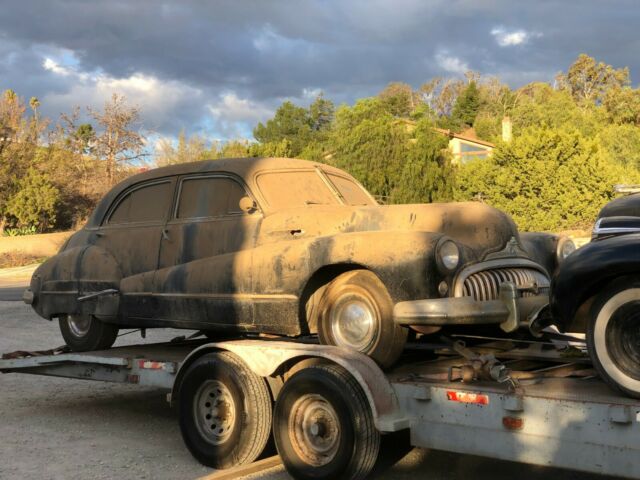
[485,236,528,260]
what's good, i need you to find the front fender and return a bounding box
[252,230,444,303]
[520,232,562,276]
[550,233,640,331]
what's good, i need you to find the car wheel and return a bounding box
[588,281,640,398]
[316,270,407,368]
[58,314,119,352]
[273,364,380,480]
[178,351,272,469]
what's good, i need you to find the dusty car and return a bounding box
[25,157,572,366]
[551,189,640,397]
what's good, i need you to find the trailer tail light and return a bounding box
[446,390,489,405]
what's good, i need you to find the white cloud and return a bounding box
[435,51,469,75]
[207,92,274,139]
[43,57,72,76]
[491,27,542,47]
[208,92,272,123]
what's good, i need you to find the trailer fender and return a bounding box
[171,340,409,432]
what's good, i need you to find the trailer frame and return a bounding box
[1,337,639,479]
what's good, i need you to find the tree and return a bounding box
[556,54,630,105]
[253,101,312,156]
[6,167,60,231]
[455,125,637,231]
[603,86,640,125]
[309,93,334,132]
[89,93,146,186]
[391,120,454,203]
[378,82,421,117]
[449,81,481,129]
[156,130,207,166]
[420,77,465,117]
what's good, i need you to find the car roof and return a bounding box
[86,157,349,227]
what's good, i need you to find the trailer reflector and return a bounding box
[502,416,525,430]
[138,360,165,370]
[446,390,489,405]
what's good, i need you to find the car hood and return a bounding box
[260,202,520,258]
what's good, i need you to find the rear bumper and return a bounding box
[393,282,548,333]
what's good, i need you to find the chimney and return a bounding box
[502,116,512,142]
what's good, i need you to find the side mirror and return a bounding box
[239,196,258,214]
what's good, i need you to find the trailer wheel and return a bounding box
[588,282,640,398]
[274,364,379,480]
[316,270,407,368]
[178,351,272,469]
[58,314,119,352]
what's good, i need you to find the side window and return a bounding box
[108,181,173,225]
[177,177,248,219]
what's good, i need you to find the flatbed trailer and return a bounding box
[1,337,639,479]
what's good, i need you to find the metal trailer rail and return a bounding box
[1,338,639,479]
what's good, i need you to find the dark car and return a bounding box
[551,189,640,397]
[25,157,571,366]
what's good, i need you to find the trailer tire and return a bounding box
[588,281,640,398]
[58,314,118,352]
[274,364,379,480]
[316,270,407,368]
[178,351,272,469]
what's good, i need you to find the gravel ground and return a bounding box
[0,297,620,480]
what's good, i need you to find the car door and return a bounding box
[152,174,262,328]
[91,178,175,317]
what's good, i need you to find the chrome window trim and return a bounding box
[104,178,174,227]
[172,173,261,221]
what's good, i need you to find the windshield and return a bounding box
[326,173,375,206]
[256,170,339,209]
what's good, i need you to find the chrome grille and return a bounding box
[462,268,549,301]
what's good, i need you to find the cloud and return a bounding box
[0,1,638,141]
[207,93,274,139]
[491,27,542,47]
[435,51,469,75]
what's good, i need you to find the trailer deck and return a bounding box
[1,337,638,479]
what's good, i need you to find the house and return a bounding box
[434,127,495,165]
[397,116,513,165]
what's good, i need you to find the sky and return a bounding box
[1,0,639,144]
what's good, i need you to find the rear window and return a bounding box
[108,181,172,225]
[256,170,338,209]
[177,177,248,219]
[326,173,374,206]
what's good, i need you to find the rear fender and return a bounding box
[32,245,122,319]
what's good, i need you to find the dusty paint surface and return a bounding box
[28,157,560,336]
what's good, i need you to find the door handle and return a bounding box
[162,228,170,241]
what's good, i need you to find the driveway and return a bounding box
[0,299,619,480]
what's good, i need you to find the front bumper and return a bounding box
[393,282,548,333]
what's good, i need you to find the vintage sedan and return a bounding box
[25,157,572,366]
[551,189,640,397]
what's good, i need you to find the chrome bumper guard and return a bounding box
[393,282,549,333]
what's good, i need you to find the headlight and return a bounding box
[556,237,576,262]
[437,239,460,272]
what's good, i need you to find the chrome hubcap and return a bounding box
[289,394,340,466]
[330,294,376,351]
[67,314,91,338]
[194,380,236,445]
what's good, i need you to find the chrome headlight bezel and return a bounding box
[436,238,460,273]
[556,237,576,263]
